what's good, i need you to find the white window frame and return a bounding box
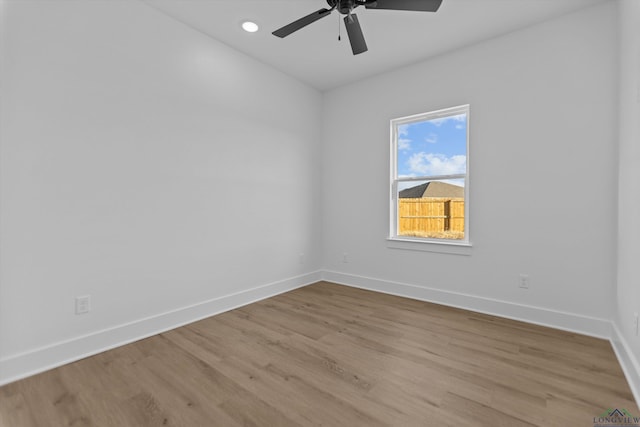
[389,104,471,250]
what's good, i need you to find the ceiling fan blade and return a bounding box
[344,14,368,55]
[272,8,333,38]
[365,0,442,12]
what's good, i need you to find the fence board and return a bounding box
[398,197,464,239]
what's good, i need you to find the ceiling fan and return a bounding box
[272,0,443,55]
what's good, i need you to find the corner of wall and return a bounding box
[611,322,640,408]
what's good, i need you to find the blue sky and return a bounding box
[397,113,467,181]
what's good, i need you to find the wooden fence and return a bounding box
[398,197,464,238]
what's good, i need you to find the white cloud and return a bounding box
[408,153,466,176]
[429,114,466,127]
[426,133,437,144]
[398,138,411,151]
[398,124,410,137]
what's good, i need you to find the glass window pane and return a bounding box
[396,113,467,178]
[397,179,465,240]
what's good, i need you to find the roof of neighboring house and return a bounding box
[399,181,464,198]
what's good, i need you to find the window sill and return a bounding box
[386,237,472,255]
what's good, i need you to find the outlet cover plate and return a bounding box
[75,295,91,315]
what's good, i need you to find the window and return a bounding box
[390,105,469,245]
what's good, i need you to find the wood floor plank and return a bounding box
[441,392,537,427]
[0,392,38,427]
[0,281,637,426]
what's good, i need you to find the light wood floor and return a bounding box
[1,281,637,426]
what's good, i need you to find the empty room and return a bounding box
[1,0,639,425]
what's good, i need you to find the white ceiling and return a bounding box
[143,0,608,91]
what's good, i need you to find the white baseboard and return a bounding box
[321,271,612,339]
[610,323,640,408]
[0,270,322,386]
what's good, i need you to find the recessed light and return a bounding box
[241,21,259,33]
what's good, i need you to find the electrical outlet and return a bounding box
[518,274,530,289]
[75,295,91,315]
[343,253,349,263]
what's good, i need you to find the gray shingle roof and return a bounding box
[399,181,464,198]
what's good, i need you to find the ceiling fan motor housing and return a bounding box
[328,0,357,15]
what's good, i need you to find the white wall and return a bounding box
[0,0,322,382]
[615,0,640,402]
[321,2,618,330]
